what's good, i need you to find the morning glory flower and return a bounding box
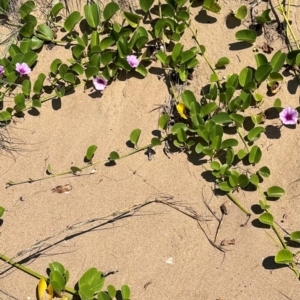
[93,76,107,91]
[0,65,4,76]
[126,55,139,68]
[16,62,31,75]
[279,106,298,125]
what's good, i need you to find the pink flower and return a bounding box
[93,77,107,91]
[126,55,139,68]
[279,107,298,125]
[16,62,31,75]
[0,65,4,76]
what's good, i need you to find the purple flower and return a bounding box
[93,77,107,91]
[16,62,31,75]
[0,65,4,76]
[126,55,139,68]
[279,106,298,125]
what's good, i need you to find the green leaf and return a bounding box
[151,137,161,146]
[22,79,31,96]
[237,149,246,160]
[9,44,21,58]
[161,4,175,17]
[238,174,249,188]
[158,114,170,130]
[36,24,54,41]
[210,73,219,83]
[220,138,238,149]
[251,113,263,125]
[270,50,286,73]
[103,2,119,21]
[219,181,233,192]
[107,285,116,298]
[85,66,99,79]
[177,128,187,142]
[267,186,285,198]
[51,2,64,18]
[140,0,155,12]
[20,22,35,38]
[72,63,84,75]
[64,73,76,84]
[215,57,230,68]
[0,111,12,122]
[273,98,281,109]
[203,0,221,13]
[229,113,244,127]
[98,292,111,300]
[124,11,142,28]
[290,231,300,243]
[249,145,262,164]
[49,261,66,274]
[234,5,247,20]
[31,36,44,50]
[19,1,35,18]
[0,206,4,218]
[84,4,100,28]
[172,43,183,62]
[239,67,253,87]
[24,50,37,67]
[100,36,115,51]
[72,44,85,59]
[20,39,32,54]
[255,53,268,68]
[259,212,274,226]
[79,268,104,294]
[255,64,273,83]
[64,11,82,32]
[50,271,65,293]
[275,249,293,264]
[32,99,41,108]
[130,129,141,146]
[200,102,217,117]
[258,166,270,177]
[235,29,257,43]
[121,285,130,299]
[50,59,62,74]
[249,174,259,186]
[247,126,265,142]
[86,145,98,161]
[109,151,119,160]
[101,51,115,66]
[211,112,232,125]
[135,64,147,77]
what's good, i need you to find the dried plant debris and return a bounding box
[52,184,72,194]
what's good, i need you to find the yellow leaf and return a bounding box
[38,278,47,300]
[176,103,188,119]
[47,284,54,300]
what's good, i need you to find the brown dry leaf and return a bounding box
[220,239,235,246]
[261,42,274,54]
[52,184,72,194]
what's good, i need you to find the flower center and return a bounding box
[286,113,293,120]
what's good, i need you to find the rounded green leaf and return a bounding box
[171,122,187,133]
[255,64,273,83]
[258,166,270,177]
[237,149,247,160]
[249,174,259,186]
[130,129,141,145]
[249,145,262,164]
[100,37,115,51]
[109,151,119,160]
[51,2,64,18]
[124,11,142,28]
[36,24,54,41]
[200,102,218,117]
[210,161,220,170]
[177,128,187,142]
[86,145,98,161]
[121,285,130,299]
[220,138,238,149]
[0,111,12,122]
[84,4,100,28]
[20,38,32,54]
[259,212,274,226]
[50,59,62,74]
[234,5,247,20]
[20,21,35,38]
[229,113,244,127]
[290,231,300,243]
[50,271,65,292]
[78,268,104,294]
[270,50,286,73]
[235,29,257,43]
[226,147,235,165]
[19,0,35,18]
[239,67,253,87]
[64,11,82,32]
[140,0,155,12]
[103,2,120,21]
[238,174,249,188]
[247,126,265,142]
[229,174,239,187]
[158,114,170,130]
[135,65,147,77]
[85,66,99,79]
[22,79,31,96]
[275,249,293,264]
[267,186,285,198]
[72,63,84,75]
[24,50,37,67]
[151,137,161,146]
[107,285,116,298]
[219,181,233,192]
[215,57,230,68]
[98,292,111,300]
[64,73,75,84]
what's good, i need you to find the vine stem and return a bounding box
[0,253,77,295]
[227,191,251,216]
[6,135,169,187]
[237,127,250,153]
